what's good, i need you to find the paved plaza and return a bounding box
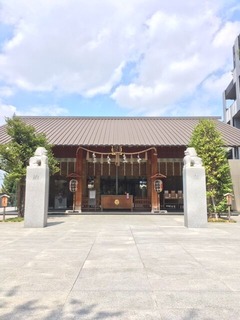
[1,213,240,319]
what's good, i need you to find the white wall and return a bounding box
[228,160,240,211]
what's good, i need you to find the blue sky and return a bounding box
[0,0,240,127]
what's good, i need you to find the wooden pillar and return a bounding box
[75,148,83,211]
[151,149,159,212]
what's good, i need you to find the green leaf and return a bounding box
[189,119,232,213]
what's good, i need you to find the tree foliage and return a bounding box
[2,174,17,207]
[0,116,59,215]
[189,119,232,214]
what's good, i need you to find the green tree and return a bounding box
[189,119,232,216]
[2,173,17,207]
[0,116,59,216]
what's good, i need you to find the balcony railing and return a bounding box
[226,101,238,124]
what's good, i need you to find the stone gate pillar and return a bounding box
[183,147,207,228]
[24,147,49,228]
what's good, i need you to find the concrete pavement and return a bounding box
[1,214,240,319]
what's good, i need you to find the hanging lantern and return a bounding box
[87,177,94,189]
[69,179,78,192]
[139,179,147,189]
[154,179,163,193]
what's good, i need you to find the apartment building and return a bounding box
[223,34,240,129]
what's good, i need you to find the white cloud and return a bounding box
[18,105,69,117]
[85,61,126,97]
[112,10,240,115]
[0,0,239,115]
[0,103,16,125]
[202,72,233,97]
[0,103,68,126]
[0,0,143,94]
[111,83,175,115]
[212,21,240,48]
[0,86,14,97]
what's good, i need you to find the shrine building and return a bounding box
[1,116,240,212]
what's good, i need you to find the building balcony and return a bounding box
[226,101,238,124]
[225,80,236,100]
